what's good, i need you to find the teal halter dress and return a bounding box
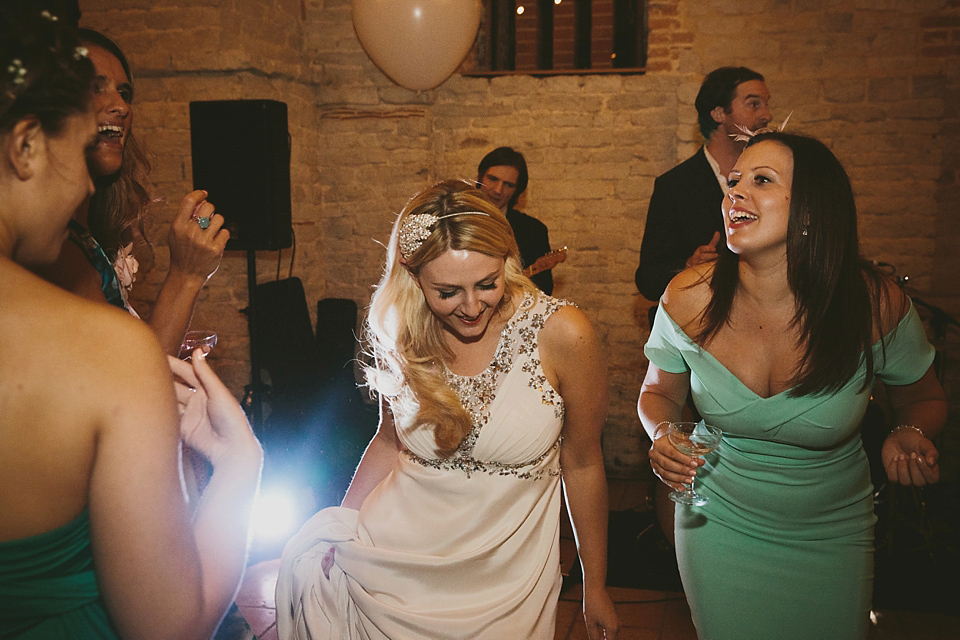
[644,302,934,640]
[67,221,130,312]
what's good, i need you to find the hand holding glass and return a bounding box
[667,421,722,506]
[179,330,217,359]
[176,330,219,500]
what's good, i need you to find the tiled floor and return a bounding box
[234,477,960,640]
[235,558,280,640]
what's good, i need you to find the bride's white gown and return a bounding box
[276,293,570,639]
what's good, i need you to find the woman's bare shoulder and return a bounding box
[4,267,165,389]
[661,264,713,329]
[538,302,607,408]
[539,303,603,372]
[540,302,596,346]
[871,274,911,338]
[0,266,174,536]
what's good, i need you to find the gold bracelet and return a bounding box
[890,424,925,438]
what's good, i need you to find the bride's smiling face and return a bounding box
[413,249,506,342]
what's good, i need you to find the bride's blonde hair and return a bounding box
[364,180,536,453]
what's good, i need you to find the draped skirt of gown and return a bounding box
[644,303,934,640]
[277,293,570,639]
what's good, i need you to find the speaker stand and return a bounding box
[243,248,264,433]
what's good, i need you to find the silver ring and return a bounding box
[195,216,211,229]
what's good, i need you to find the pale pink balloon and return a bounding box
[353,0,482,91]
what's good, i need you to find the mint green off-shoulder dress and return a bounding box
[644,302,934,640]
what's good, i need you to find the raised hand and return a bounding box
[167,350,260,469]
[167,190,229,283]
[685,231,722,268]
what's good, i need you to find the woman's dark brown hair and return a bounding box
[696,132,896,396]
[0,8,94,136]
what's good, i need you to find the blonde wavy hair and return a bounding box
[364,179,537,453]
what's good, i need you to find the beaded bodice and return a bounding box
[396,292,571,479]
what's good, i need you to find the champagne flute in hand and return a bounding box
[667,421,722,506]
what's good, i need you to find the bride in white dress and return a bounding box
[276,180,619,639]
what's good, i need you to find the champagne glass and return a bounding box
[178,330,218,501]
[667,421,722,506]
[179,330,217,359]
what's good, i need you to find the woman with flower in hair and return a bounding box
[0,8,262,639]
[35,27,227,356]
[639,132,945,639]
[277,180,619,639]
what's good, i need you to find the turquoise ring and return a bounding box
[196,216,211,229]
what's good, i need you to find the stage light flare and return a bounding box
[252,487,300,543]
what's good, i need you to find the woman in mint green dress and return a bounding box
[638,132,945,640]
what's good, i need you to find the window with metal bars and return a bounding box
[469,0,647,75]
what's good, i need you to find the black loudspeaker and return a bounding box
[189,100,292,251]
[252,277,321,403]
[316,298,359,386]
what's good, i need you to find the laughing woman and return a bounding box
[277,180,619,640]
[638,132,945,639]
[35,28,227,356]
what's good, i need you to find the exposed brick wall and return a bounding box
[516,1,540,69]
[921,10,960,58]
[81,0,960,477]
[591,2,615,69]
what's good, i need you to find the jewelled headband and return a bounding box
[397,211,491,258]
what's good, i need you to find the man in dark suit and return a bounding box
[477,147,554,295]
[635,67,772,306]
[637,68,773,543]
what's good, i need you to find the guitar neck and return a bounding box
[523,248,566,278]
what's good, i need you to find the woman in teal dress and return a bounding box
[0,8,262,639]
[638,132,946,640]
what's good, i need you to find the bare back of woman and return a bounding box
[0,10,261,639]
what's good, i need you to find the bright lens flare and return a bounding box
[251,489,298,542]
[517,6,524,15]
